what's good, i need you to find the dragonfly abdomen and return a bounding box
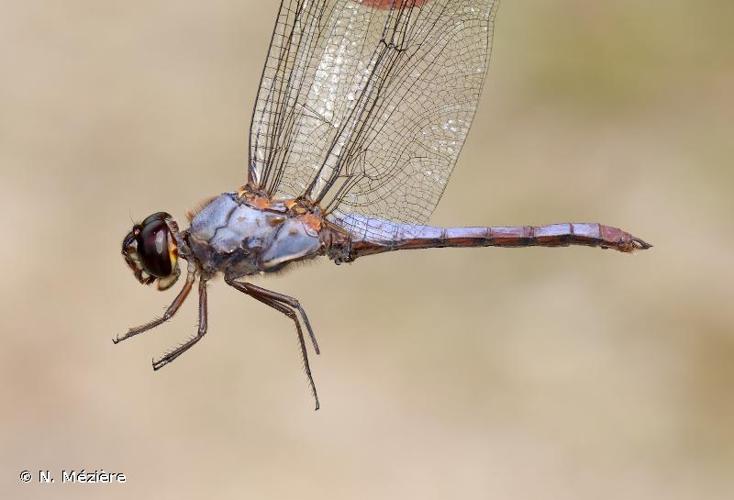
[334,221,651,262]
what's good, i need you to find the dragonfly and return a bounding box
[115,0,651,410]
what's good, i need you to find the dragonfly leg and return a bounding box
[152,279,208,371]
[237,281,319,354]
[113,270,196,344]
[225,278,320,411]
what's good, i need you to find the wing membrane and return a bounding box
[249,0,499,239]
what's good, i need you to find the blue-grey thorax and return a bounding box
[183,193,323,279]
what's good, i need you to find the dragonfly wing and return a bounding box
[248,0,499,240]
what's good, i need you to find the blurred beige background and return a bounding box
[1,1,732,499]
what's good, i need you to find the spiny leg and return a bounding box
[225,278,320,410]
[236,281,320,355]
[152,279,208,371]
[113,270,196,344]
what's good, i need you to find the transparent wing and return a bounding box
[248,0,499,240]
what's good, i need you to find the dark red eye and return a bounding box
[122,212,180,290]
[137,213,174,278]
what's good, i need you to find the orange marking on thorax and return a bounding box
[301,213,323,232]
[249,196,271,210]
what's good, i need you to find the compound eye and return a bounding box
[138,218,173,278]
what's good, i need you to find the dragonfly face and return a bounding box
[122,212,181,291]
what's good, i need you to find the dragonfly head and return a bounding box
[122,212,181,291]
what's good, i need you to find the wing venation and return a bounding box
[249,0,499,240]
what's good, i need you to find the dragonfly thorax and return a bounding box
[183,193,325,280]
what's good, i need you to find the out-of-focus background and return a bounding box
[1,0,732,499]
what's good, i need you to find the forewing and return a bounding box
[248,0,499,240]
